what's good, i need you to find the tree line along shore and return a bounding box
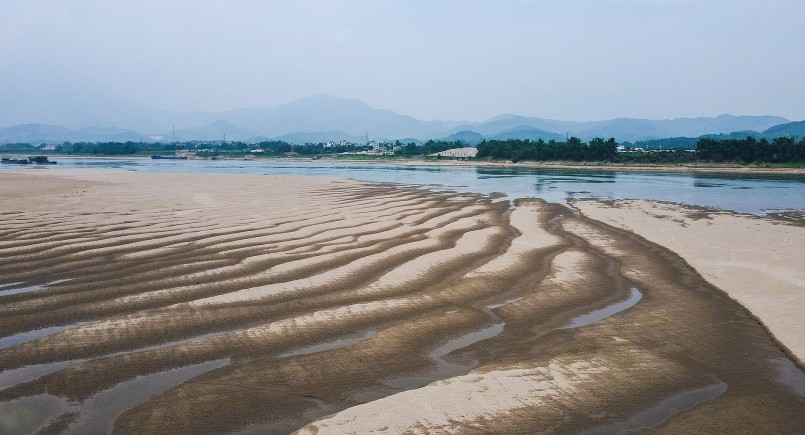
[2,136,804,166]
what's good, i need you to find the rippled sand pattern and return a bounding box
[0,170,802,434]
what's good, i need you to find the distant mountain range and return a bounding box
[624,121,805,150]
[760,120,805,138]
[272,130,367,145]
[443,113,793,143]
[0,124,145,144]
[0,91,799,145]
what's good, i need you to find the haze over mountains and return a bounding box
[0,89,797,145]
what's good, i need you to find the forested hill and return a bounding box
[762,121,805,138]
[627,120,805,150]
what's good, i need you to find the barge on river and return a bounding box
[1,156,57,165]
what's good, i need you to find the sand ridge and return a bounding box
[0,169,802,434]
[571,198,805,363]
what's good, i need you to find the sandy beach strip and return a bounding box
[0,168,802,434]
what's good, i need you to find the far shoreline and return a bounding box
[313,157,805,175]
[42,154,805,175]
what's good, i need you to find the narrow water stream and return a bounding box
[769,358,805,397]
[486,297,524,309]
[278,330,377,359]
[0,322,89,350]
[0,329,236,392]
[0,282,24,290]
[560,287,642,329]
[0,359,232,434]
[0,394,66,435]
[0,359,88,391]
[67,358,229,434]
[0,279,72,297]
[385,322,505,390]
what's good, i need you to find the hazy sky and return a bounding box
[2,0,804,121]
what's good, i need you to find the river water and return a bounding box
[3,158,804,215]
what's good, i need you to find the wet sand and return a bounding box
[571,199,805,365]
[0,169,803,434]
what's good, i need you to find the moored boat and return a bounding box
[151,155,188,159]
[28,155,57,164]
[2,156,57,164]
[1,157,29,164]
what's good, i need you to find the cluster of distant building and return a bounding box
[616,145,694,153]
[322,140,398,155]
[429,147,478,158]
[323,140,356,148]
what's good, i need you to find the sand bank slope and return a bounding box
[571,199,805,363]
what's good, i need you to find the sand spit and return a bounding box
[571,199,805,364]
[0,169,803,434]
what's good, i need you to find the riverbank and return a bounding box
[0,169,802,434]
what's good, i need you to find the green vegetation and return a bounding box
[0,143,39,152]
[292,144,370,155]
[696,137,804,164]
[55,141,178,155]
[473,136,804,165]
[476,137,618,163]
[194,140,370,157]
[394,140,459,156]
[615,149,697,164]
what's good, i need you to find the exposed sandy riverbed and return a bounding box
[0,169,802,434]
